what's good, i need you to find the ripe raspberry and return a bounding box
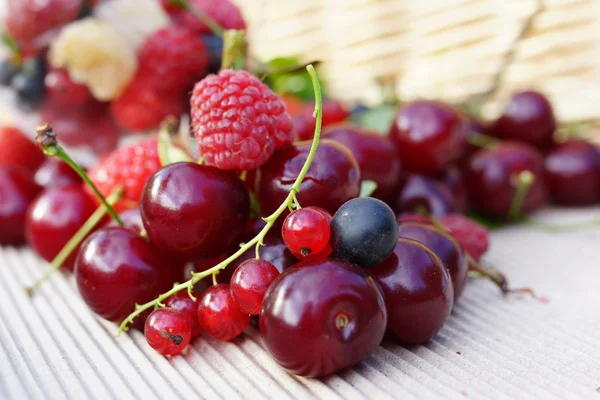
[45,67,92,109]
[0,126,45,172]
[5,0,80,56]
[294,99,348,140]
[161,0,246,34]
[86,138,161,206]
[439,213,489,262]
[191,69,294,171]
[48,18,137,101]
[137,27,208,93]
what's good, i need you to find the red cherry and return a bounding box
[197,284,249,341]
[394,174,456,218]
[282,206,331,257]
[45,68,92,109]
[0,167,42,245]
[230,259,280,315]
[34,158,82,189]
[164,291,202,338]
[145,308,192,356]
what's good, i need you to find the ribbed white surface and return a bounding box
[1,208,600,399]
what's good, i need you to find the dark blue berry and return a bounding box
[12,57,46,110]
[201,34,223,74]
[329,197,399,268]
[0,60,20,86]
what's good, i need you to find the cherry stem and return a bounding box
[508,171,534,221]
[167,0,224,37]
[220,30,246,71]
[35,124,124,227]
[468,132,502,149]
[211,272,218,286]
[117,64,323,335]
[26,187,124,296]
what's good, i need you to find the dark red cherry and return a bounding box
[544,140,600,206]
[26,185,96,270]
[282,206,331,257]
[75,227,183,325]
[324,125,402,202]
[260,259,387,378]
[0,167,42,245]
[258,140,361,217]
[465,142,548,218]
[294,99,348,141]
[396,223,468,301]
[33,158,82,189]
[141,162,250,261]
[492,91,556,149]
[145,308,191,356]
[394,174,456,217]
[389,100,468,174]
[368,238,453,344]
[197,283,250,341]
[164,291,202,338]
[438,167,468,213]
[230,259,280,315]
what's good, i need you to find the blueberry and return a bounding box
[11,57,46,110]
[0,60,20,86]
[202,34,223,74]
[329,197,399,268]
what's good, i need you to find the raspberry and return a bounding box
[161,0,246,34]
[191,69,294,171]
[86,138,162,206]
[294,99,348,140]
[48,18,137,101]
[439,214,489,262]
[5,0,81,56]
[0,126,45,172]
[137,27,208,93]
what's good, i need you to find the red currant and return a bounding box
[145,308,192,356]
[230,259,280,315]
[282,206,331,257]
[164,291,202,338]
[197,284,249,341]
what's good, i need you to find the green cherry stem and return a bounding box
[26,187,124,296]
[117,64,323,335]
[35,124,124,227]
[508,171,534,221]
[167,0,224,37]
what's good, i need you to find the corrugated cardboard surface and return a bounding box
[2,207,600,400]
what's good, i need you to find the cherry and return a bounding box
[230,259,280,315]
[544,140,600,206]
[258,140,361,218]
[197,284,250,341]
[324,125,402,203]
[394,174,456,217]
[282,206,331,257]
[26,185,96,270]
[34,158,82,189]
[141,162,250,261]
[44,68,92,109]
[164,291,202,338]
[294,99,348,141]
[330,197,398,268]
[368,238,453,344]
[260,259,387,378]
[389,100,468,174]
[396,222,468,301]
[145,308,191,356]
[465,142,548,218]
[439,167,468,213]
[75,227,183,325]
[0,167,42,245]
[106,208,145,236]
[492,91,556,149]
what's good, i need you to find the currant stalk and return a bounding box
[117,64,323,334]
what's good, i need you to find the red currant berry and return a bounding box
[290,243,333,262]
[0,167,41,245]
[282,206,331,257]
[145,308,192,356]
[197,284,249,341]
[164,291,202,338]
[230,259,280,315]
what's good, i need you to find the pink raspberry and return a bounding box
[191,69,294,171]
[439,213,489,261]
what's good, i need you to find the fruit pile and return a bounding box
[2,0,600,381]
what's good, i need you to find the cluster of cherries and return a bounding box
[1,79,597,378]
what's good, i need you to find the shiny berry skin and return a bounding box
[544,140,600,206]
[230,259,280,315]
[26,185,96,270]
[0,126,45,172]
[45,68,91,109]
[260,259,387,378]
[324,125,402,202]
[75,228,183,324]
[197,284,249,341]
[145,308,191,356]
[394,174,456,218]
[465,142,548,218]
[368,238,453,345]
[282,207,331,257]
[259,140,361,217]
[0,167,41,245]
[439,214,489,262]
[34,158,81,189]
[389,100,468,174]
[396,223,468,301]
[161,0,246,35]
[294,99,348,141]
[164,291,202,337]
[492,91,556,149]
[330,197,398,268]
[141,162,250,261]
[191,69,294,171]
